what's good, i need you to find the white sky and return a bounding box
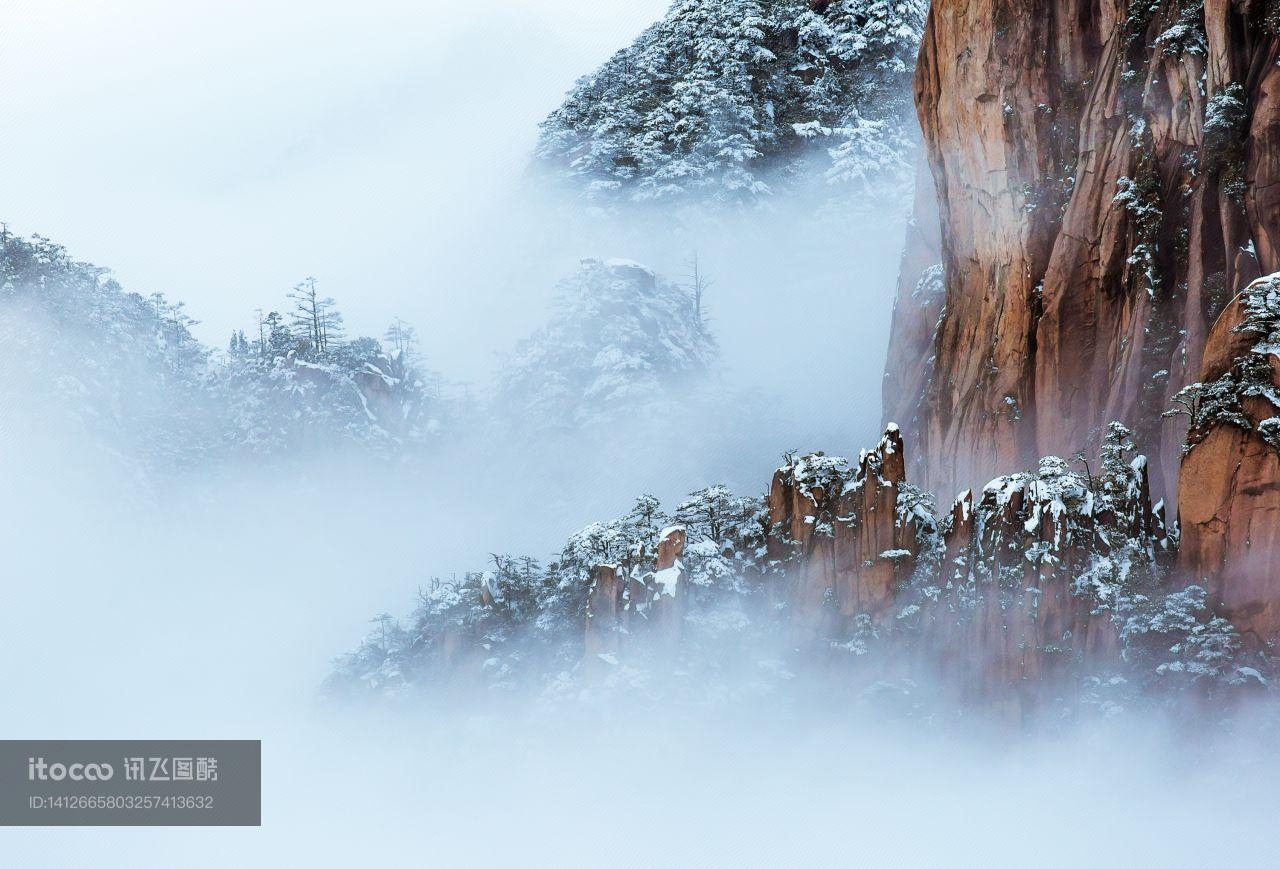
[0,0,668,370]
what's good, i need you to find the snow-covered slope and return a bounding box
[0,231,443,468]
[534,0,925,206]
[492,258,718,436]
[0,232,217,468]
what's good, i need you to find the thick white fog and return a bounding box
[1,0,899,441]
[4,2,1280,866]
[3,424,1278,867]
[3,405,1279,868]
[3,247,1278,869]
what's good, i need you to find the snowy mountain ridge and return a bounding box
[326,423,1257,720]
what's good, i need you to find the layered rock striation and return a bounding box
[765,429,922,638]
[888,0,1280,503]
[1179,273,1280,649]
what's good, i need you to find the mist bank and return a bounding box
[13,375,1274,869]
[6,424,1278,865]
[4,703,1279,867]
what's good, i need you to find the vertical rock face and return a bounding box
[582,528,691,676]
[1179,273,1280,649]
[893,0,1280,502]
[647,526,688,654]
[831,426,921,627]
[766,427,933,647]
[585,565,622,676]
[883,153,944,441]
[767,454,841,645]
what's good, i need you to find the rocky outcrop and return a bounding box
[783,427,1167,694]
[1179,273,1280,649]
[585,565,623,677]
[917,446,1166,715]
[583,526,689,676]
[891,1,1280,503]
[335,419,1229,711]
[350,352,427,441]
[739,426,1173,707]
[765,427,933,646]
[646,526,689,659]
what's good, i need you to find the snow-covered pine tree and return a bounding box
[383,317,418,360]
[675,485,768,595]
[216,292,441,455]
[287,277,345,359]
[535,0,926,207]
